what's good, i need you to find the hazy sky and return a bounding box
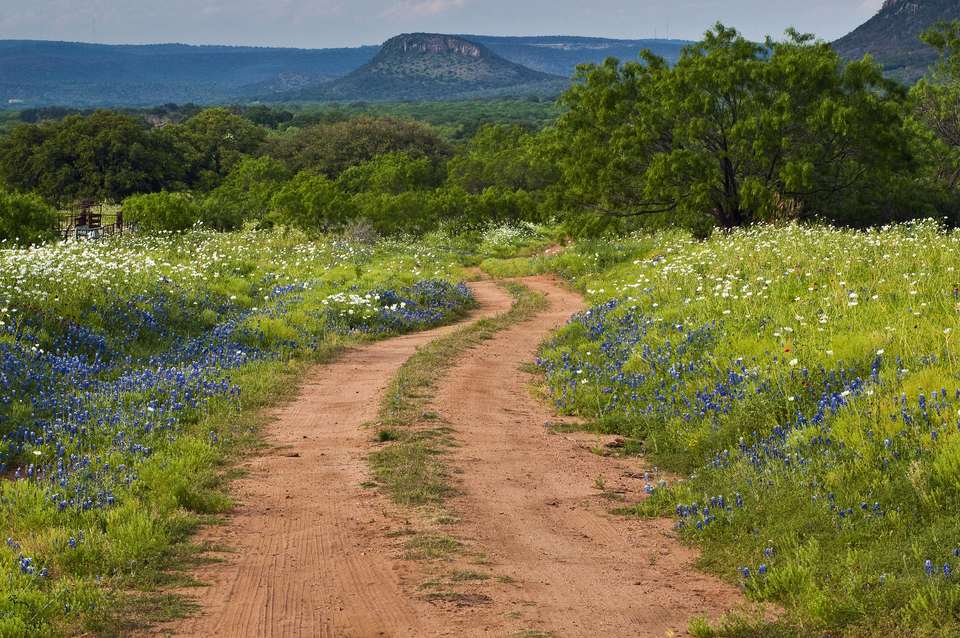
[0,0,887,48]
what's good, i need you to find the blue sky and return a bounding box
[0,0,886,48]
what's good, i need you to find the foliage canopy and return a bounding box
[555,24,918,229]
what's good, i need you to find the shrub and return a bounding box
[200,157,291,230]
[122,191,201,232]
[0,190,58,246]
[270,171,357,231]
[337,152,441,195]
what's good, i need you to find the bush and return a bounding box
[122,191,201,232]
[0,190,58,246]
[337,152,441,195]
[351,190,440,234]
[463,187,541,225]
[201,157,291,230]
[270,172,357,231]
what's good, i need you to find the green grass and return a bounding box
[403,533,461,561]
[449,569,490,581]
[532,221,960,637]
[369,281,548,507]
[421,591,493,606]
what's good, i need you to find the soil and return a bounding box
[157,276,746,638]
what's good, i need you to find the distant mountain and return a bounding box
[288,33,566,102]
[469,36,688,76]
[0,40,378,107]
[0,34,691,107]
[832,0,960,82]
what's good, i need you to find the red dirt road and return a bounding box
[162,276,744,638]
[429,276,743,637]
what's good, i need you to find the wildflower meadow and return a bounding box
[5,218,960,637]
[524,221,960,636]
[0,227,475,636]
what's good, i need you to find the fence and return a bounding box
[57,203,124,241]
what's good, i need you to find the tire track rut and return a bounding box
[427,276,744,637]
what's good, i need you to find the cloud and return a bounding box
[381,0,467,19]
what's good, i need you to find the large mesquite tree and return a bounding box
[555,25,917,228]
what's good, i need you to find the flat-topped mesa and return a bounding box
[383,34,484,59]
[297,31,567,101]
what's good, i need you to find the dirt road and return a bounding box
[427,276,742,637]
[163,276,743,638]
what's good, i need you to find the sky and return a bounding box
[0,0,888,49]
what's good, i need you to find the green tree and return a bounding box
[337,152,441,195]
[350,190,441,234]
[446,124,558,194]
[913,21,960,194]
[123,191,201,232]
[270,172,357,231]
[167,108,267,190]
[241,105,294,129]
[0,111,182,205]
[262,116,450,177]
[201,157,291,230]
[462,187,540,224]
[554,25,916,229]
[0,190,58,246]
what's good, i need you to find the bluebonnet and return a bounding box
[1,275,473,516]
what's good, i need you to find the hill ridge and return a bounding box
[0,34,691,107]
[833,0,960,82]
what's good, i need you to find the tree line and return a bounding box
[3,22,960,245]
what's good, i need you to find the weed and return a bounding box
[403,533,461,561]
[450,569,490,582]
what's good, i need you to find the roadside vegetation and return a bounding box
[479,221,960,637]
[0,228,481,636]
